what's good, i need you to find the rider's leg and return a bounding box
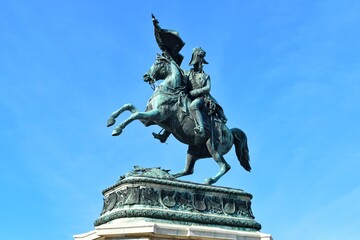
[190,98,205,135]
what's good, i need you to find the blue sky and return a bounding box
[1,1,360,239]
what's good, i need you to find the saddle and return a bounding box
[177,94,227,134]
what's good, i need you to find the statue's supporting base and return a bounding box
[74,173,272,239]
[74,218,272,240]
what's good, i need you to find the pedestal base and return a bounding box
[74,218,272,240]
[74,168,272,240]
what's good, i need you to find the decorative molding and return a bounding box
[95,176,261,231]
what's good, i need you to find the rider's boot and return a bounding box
[152,130,171,143]
[193,110,205,137]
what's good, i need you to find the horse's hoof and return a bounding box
[112,129,122,136]
[172,173,182,178]
[204,178,215,185]
[107,118,116,127]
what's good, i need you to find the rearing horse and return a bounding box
[107,55,251,185]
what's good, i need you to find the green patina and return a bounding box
[95,168,261,231]
[101,15,262,232]
[107,15,251,185]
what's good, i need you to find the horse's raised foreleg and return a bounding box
[107,103,139,127]
[112,109,164,136]
[204,139,231,185]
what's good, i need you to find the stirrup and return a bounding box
[152,132,167,143]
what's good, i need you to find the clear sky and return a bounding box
[1,1,360,239]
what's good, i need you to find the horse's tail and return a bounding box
[231,128,251,172]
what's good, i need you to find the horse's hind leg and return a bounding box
[204,140,231,185]
[107,103,139,127]
[173,151,200,178]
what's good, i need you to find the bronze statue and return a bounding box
[106,15,251,185]
[153,47,227,142]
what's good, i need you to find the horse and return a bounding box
[107,54,251,185]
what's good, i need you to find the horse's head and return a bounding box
[143,54,171,84]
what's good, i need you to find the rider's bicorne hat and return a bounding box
[189,47,208,66]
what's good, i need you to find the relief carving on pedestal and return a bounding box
[101,186,254,219]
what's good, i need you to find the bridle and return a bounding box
[146,56,168,90]
[145,54,186,91]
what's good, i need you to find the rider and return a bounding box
[152,47,227,142]
[187,47,211,136]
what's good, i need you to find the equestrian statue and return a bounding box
[107,15,251,185]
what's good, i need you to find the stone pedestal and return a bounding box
[74,168,272,240]
[74,219,272,240]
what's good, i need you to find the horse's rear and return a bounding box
[169,114,251,184]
